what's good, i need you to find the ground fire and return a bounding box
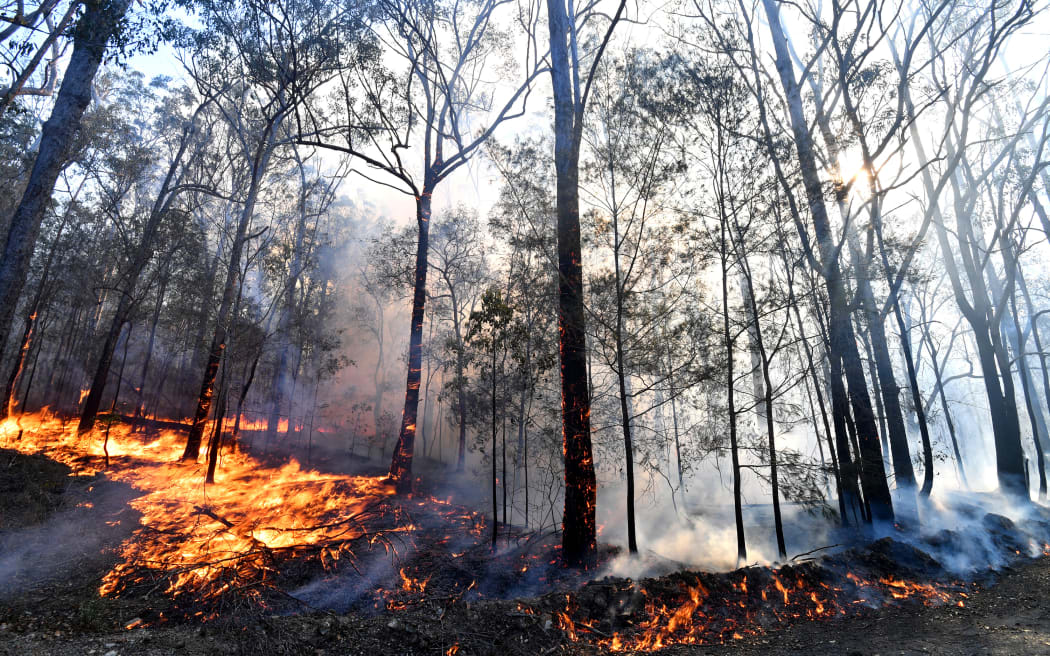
[6,409,1048,655]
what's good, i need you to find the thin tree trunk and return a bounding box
[389,189,434,492]
[720,214,747,564]
[183,115,282,461]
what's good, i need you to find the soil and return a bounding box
[3,448,1050,656]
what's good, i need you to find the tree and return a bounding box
[543,0,627,565]
[181,0,358,460]
[0,0,134,370]
[298,0,544,493]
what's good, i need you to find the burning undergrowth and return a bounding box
[5,408,1050,654]
[0,410,609,623]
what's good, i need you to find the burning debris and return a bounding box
[4,409,1050,655]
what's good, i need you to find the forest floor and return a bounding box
[3,445,1050,656]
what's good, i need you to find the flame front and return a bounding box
[1,409,399,610]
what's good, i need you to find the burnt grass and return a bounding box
[3,448,1050,655]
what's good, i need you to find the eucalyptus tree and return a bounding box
[0,0,134,373]
[180,0,363,461]
[543,0,627,566]
[296,0,545,492]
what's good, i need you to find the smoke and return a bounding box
[0,475,141,599]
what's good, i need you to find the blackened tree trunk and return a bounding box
[389,189,433,493]
[546,0,600,566]
[0,0,131,360]
[183,118,281,461]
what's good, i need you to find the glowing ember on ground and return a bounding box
[532,566,976,652]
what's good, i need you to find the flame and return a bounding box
[79,388,90,404]
[592,569,973,651]
[236,416,296,432]
[399,567,430,593]
[1,409,402,609]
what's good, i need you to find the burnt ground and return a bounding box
[3,447,1050,655]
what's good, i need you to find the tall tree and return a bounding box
[0,0,133,368]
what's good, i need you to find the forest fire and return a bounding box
[0,407,1045,655]
[539,565,975,652]
[0,409,413,613]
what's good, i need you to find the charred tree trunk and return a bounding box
[389,189,433,493]
[547,0,599,566]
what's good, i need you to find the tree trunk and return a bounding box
[547,0,597,566]
[389,189,433,492]
[720,217,747,564]
[491,347,498,548]
[0,0,131,351]
[737,246,785,559]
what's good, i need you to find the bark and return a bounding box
[0,0,132,363]
[848,233,919,508]
[762,0,893,522]
[546,0,598,566]
[388,190,433,492]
